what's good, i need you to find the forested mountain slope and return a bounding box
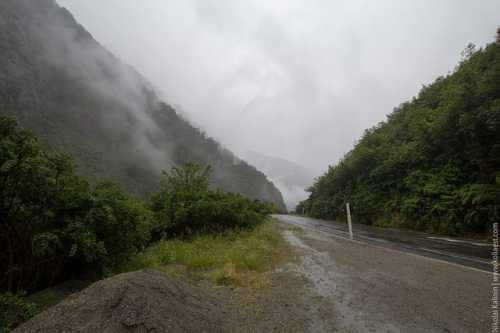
[0,0,285,211]
[298,36,500,235]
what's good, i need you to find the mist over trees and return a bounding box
[0,0,285,211]
[298,35,500,235]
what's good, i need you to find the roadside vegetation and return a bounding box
[0,116,278,331]
[0,293,37,333]
[298,32,500,236]
[117,220,288,292]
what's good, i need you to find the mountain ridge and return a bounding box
[0,0,286,211]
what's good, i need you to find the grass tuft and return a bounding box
[116,219,289,290]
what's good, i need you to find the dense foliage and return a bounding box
[1,117,273,302]
[298,38,500,235]
[0,117,152,294]
[0,292,36,333]
[149,163,275,237]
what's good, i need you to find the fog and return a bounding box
[41,3,176,174]
[56,0,499,205]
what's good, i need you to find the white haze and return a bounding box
[56,0,500,207]
[42,5,176,174]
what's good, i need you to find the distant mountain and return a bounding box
[0,0,286,211]
[243,150,315,210]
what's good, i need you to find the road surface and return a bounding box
[274,214,492,332]
[275,214,491,272]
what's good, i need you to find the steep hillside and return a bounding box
[0,0,285,211]
[298,37,500,235]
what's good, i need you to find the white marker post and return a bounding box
[346,202,353,240]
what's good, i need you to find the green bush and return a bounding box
[0,292,37,332]
[149,163,274,237]
[0,117,152,292]
[88,182,153,268]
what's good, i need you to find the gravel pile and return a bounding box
[15,270,227,333]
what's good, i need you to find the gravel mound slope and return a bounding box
[14,270,226,333]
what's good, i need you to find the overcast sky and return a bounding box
[57,0,500,173]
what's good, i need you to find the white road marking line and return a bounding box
[277,218,492,275]
[426,236,490,247]
[417,247,491,265]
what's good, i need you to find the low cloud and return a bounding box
[57,0,500,198]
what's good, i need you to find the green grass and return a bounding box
[116,219,289,290]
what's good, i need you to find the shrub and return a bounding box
[88,182,153,268]
[149,163,274,237]
[0,292,37,332]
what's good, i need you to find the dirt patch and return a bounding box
[14,269,227,333]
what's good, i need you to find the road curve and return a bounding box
[274,214,491,332]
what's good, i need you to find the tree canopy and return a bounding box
[298,37,500,235]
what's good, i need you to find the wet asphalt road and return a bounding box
[275,214,492,332]
[274,214,492,272]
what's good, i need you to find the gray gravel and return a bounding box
[14,270,227,333]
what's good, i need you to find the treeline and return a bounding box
[298,34,500,235]
[0,116,274,295]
